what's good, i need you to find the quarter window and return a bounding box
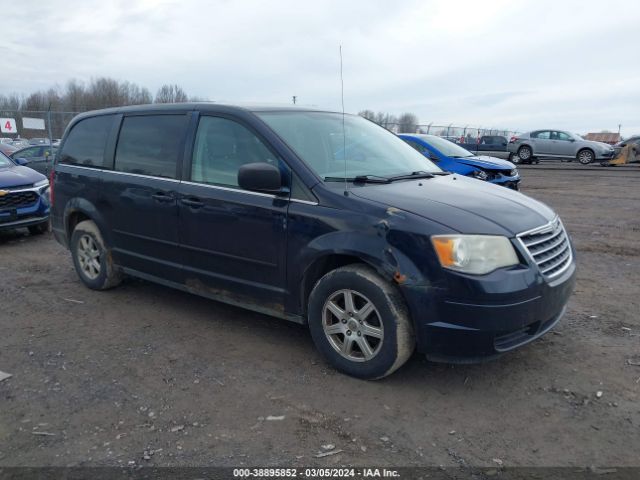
[115,115,187,179]
[191,116,281,188]
[59,115,114,167]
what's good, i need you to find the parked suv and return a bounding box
[508,130,615,164]
[0,152,50,234]
[51,104,576,379]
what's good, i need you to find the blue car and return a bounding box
[399,134,521,190]
[0,152,50,234]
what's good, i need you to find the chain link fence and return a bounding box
[0,110,81,145]
[385,123,520,143]
[0,109,521,148]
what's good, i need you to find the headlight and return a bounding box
[510,169,518,177]
[431,235,519,275]
[471,170,488,180]
[34,179,49,188]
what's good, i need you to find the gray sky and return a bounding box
[5,0,640,135]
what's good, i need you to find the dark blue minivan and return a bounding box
[51,104,575,379]
[399,133,521,190]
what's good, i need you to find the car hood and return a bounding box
[455,155,515,170]
[351,174,555,236]
[0,164,45,188]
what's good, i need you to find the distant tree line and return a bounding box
[0,77,201,138]
[358,110,419,133]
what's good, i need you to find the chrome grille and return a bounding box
[518,217,572,279]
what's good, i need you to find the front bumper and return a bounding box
[401,249,576,362]
[489,175,520,190]
[0,187,50,231]
[595,150,616,160]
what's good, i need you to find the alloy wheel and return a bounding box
[322,289,384,362]
[77,234,101,280]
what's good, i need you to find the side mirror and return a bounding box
[569,138,576,142]
[15,158,28,166]
[238,162,283,193]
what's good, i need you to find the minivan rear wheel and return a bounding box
[70,220,122,290]
[308,264,415,379]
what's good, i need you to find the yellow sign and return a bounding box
[0,190,9,197]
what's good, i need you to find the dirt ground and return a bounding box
[1,165,639,468]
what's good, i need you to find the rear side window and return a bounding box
[115,115,188,179]
[60,115,114,167]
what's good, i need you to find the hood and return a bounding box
[0,164,46,188]
[591,141,613,150]
[456,155,515,170]
[351,174,555,236]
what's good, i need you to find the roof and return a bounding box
[584,132,621,144]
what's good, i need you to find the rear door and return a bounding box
[177,113,289,312]
[100,112,189,281]
[531,130,552,155]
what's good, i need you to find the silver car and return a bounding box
[507,130,615,165]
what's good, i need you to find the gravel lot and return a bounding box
[1,165,639,468]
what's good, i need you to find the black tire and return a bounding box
[70,220,122,290]
[577,149,595,165]
[509,153,521,164]
[307,264,415,380]
[28,221,49,235]
[518,145,532,162]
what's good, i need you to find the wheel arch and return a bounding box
[63,198,113,247]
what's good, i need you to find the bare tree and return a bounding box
[358,110,376,121]
[397,113,418,133]
[154,84,189,103]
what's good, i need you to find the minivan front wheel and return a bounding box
[308,264,415,379]
[70,220,122,290]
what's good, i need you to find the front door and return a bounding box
[177,114,289,313]
[553,131,575,156]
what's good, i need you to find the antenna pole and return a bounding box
[340,45,348,196]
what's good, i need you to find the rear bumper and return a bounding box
[401,252,576,361]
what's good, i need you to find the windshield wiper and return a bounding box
[324,174,390,184]
[387,171,435,182]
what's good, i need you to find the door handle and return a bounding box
[152,192,174,203]
[181,197,204,208]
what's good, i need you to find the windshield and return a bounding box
[416,135,475,158]
[0,152,13,167]
[256,112,440,180]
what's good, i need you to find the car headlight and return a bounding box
[34,179,49,188]
[471,170,488,180]
[431,235,519,275]
[510,169,518,177]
